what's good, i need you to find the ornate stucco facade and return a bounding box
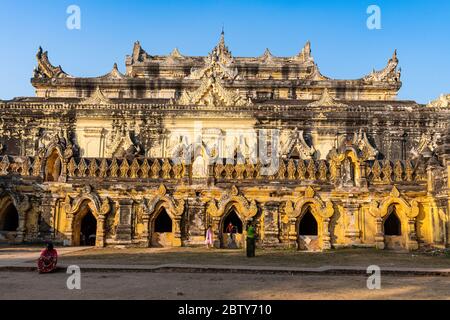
[0,33,449,250]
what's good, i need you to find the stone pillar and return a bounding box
[96,214,106,247]
[343,200,361,244]
[358,162,368,188]
[212,216,221,248]
[261,201,280,246]
[58,158,68,183]
[172,216,182,247]
[15,213,26,243]
[186,198,206,245]
[140,213,150,247]
[64,213,74,246]
[406,218,419,250]
[322,217,331,249]
[374,217,385,249]
[40,196,57,241]
[24,199,40,242]
[288,217,298,248]
[115,199,133,243]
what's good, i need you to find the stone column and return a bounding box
[261,201,280,246]
[172,216,182,247]
[140,213,150,247]
[64,213,74,246]
[406,218,419,250]
[115,199,133,243]
[15,213,26,243]
[40,196,57,241]
[288,217,298,248]
[186,198,206,245]
[374,217,385,249]
[343,200,361,244]
[322,217,331,249]
[96,214,106,247]
[358,162,368,188]
[212,216,221,248]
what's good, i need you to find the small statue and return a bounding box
[341,158,354,186]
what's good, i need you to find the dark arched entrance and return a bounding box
[0,204,19,231]
[297,207,319,250]
[222,209,243,233]
[384,206,404,249]
[155,208,172,232]
[151,208,173,247]
[221,208,243,248]
[384,211,401,236]
[298,209,318,236]
[80,210,97,246]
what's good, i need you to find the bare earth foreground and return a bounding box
[57,247,450,268]
[1,271,449,300]
[0,246,449,299]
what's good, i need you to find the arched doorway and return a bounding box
[72,206,98,246]
[151,208,174,247]
[0,202,19,242]
[80,210,97,246]
[0,203,19,231]
[297,206,320,250]
[221,208,243,248]
[384,206,404,249]
[45,150,62,182]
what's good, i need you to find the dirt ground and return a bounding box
[57,247,450,268]
[0,270,449,300]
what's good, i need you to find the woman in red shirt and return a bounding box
[37,242,58,273]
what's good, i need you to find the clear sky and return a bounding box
[0,0,449,103]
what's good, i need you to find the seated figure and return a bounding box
[37,242,58,273]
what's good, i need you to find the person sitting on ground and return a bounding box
[37,242,58,273]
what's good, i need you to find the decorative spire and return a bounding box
[363,49,401,83]
[131,40,148,63]
[98,63,126,79]
[427,94,450,108]
[33,46,68,79]
[293,41,314,63]
[307,88,348,107]
[209,30,233,65]
[260,48,276,64]
[81,87,112,105]
[169,48,184,59]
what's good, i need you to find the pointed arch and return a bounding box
[44,148,63,182]
[71,201,98,246]
[206,186,258,221]
[64,187,110,247]
[284,187,334,250]
[143,185,185,247]
[298,206,318,236]
[0,192,30,243]
[369,187,420,250]
[0,198,19,232]
[384,206,402,236]
[219,203,245,248]
[148,200,177,247]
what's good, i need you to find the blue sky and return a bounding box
[0,0,449,103]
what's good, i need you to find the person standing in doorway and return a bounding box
[226,222,234,247]
[246,220,256,257]
[205,225,213,248]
